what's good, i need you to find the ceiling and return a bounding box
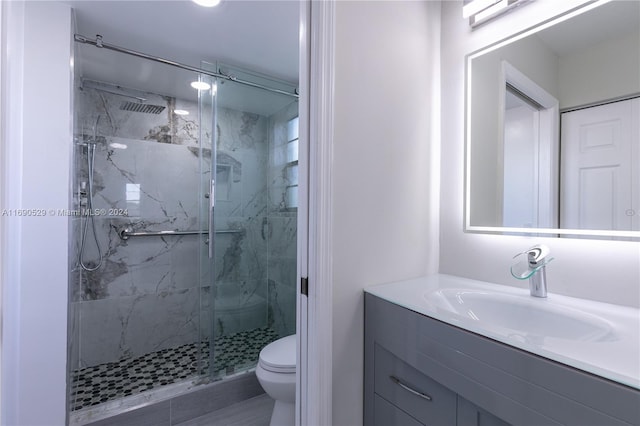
[66,0,300,115]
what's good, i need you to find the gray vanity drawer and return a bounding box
[374,344,457,426]
[374,394,424,426]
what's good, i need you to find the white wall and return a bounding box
[559,30,640,109]
[1,2,72,424]
[332,1,441,424]
[0,1,5,418]
[469,35,559,226]
[503,104,537,228]
[440,0,640,308]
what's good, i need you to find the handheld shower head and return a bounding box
[79,113,103,272]
[90,115,102,145]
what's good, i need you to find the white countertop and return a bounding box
[365,274,640,390]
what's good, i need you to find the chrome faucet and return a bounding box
[511,245,553,298]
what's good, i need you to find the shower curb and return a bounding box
[75,372,264,426]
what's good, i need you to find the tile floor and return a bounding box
[174,394,274,426]
[70,327,279,411]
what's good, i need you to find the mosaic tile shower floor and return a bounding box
[70,327,280,411]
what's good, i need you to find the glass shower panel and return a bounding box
[208,64,298,380]
[198,71,216,378]
[69,48,212,412]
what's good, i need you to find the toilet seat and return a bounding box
[259,335,296,374]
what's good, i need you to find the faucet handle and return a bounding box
[510,245,554,280]
[525,244,551,266]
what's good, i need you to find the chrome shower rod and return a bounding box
[74,34,299,99]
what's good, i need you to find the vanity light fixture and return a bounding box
[192,0,222,7]
[463,0,500,18]
[190,81,211,91]
[174,109,189,116]
[464,0,533,27]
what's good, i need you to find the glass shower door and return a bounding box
[197,70,216,379]
[69,53,216,414]
[203,63,299,380]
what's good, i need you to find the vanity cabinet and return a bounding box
[364,293,640,426]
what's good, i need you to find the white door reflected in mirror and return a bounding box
[561,98,640,232]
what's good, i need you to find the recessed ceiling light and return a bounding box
[190,81,211,91]
[174,109,189,116]
[193,0,222,7]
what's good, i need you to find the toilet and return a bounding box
[256,334,296,426]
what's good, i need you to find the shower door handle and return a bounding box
[208,178,215,258]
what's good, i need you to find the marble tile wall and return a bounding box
[69,84,298,372]
[71,86,209,368]
[211,106,270,339]
[266,101,299,338]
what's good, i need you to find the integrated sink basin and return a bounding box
[364,274,640,390]
[424,289,615,343]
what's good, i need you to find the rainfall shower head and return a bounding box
[119,101,166,114]
[81,79,166,115]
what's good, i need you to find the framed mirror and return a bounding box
[465,0,640,239]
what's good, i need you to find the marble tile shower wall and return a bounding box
[212,107,269,340]
[212,99,297,341]
[70,88,210,369]
[70,87,296,371]
[266,101,299,338]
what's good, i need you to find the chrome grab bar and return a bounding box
[117,225,243,240]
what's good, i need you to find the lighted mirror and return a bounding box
[465,0,640,238]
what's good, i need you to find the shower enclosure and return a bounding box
[68,41,298,421]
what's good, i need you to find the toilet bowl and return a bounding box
[256,334,296,426]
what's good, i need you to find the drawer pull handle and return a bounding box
[389,375,432,401]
